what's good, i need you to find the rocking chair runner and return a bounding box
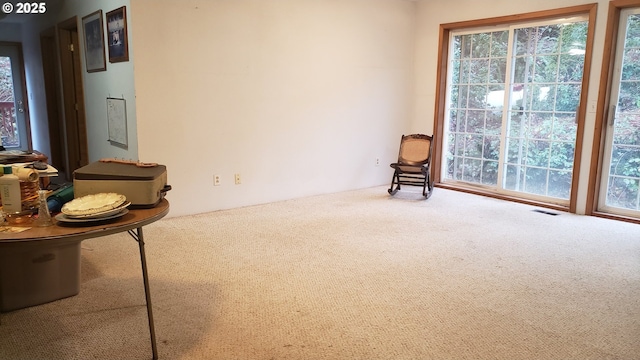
[388,134,433,199]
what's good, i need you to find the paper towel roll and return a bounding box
[15,167,40,182]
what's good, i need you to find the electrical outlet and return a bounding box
[375,158,380,166]
[235,173,241,185]
[214,175,221,186]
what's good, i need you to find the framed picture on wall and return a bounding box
[106,6,129,63]
[81,10,106,72]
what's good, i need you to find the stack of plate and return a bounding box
[55,193,131,224]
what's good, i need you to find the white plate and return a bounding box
[55,209,129,224]
[64,201,131,219]
[62,193,127,216]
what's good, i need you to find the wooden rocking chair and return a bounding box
[388,134,433,199]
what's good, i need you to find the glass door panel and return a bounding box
[599,9,640,216]
[446,30,508,187]
[504,22,586,201]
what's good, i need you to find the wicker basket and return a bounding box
[20,181,40,211]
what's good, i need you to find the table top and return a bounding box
[0,199,169,246]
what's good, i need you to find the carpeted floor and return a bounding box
[1,186,639,359]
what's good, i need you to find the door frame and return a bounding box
[587,0,640,224]
[431,4,598,214]
[40,27,64,174]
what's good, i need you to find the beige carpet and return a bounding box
[1,186,639,359]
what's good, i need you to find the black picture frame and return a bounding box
[106,6,129,63]
[81,10,106,72]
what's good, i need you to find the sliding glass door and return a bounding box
[598,8,640,217]
[443,17,588,205]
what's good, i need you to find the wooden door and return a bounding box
[57,17,89,180]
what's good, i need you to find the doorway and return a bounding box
[53,16,89,181]
[0,42,31,151]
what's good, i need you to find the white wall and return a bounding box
[0,23,21,41]
[131,0,417,216]
[414,0,610,214]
